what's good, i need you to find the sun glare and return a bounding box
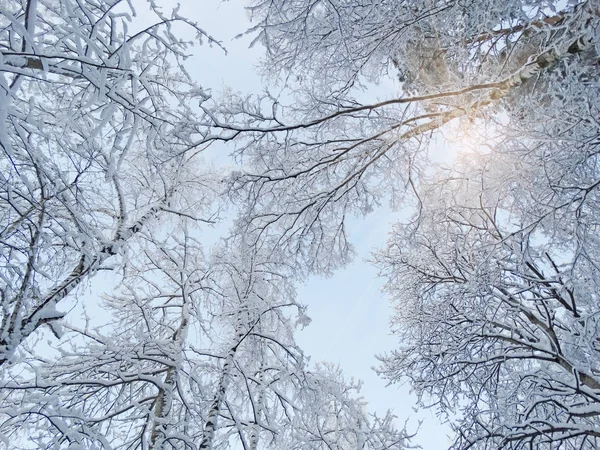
[435,116,500,165]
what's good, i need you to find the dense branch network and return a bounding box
[2,0,600,449]
[212,0,600,448]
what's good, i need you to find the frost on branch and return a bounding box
[215,0,600,447]
[0,0,218,366]
[0,231,407,449]
[216,0,600,281]
[376,61,600,446]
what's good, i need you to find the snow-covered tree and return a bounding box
[0,0,223,366]
[0,1,411,448]
[210,0,600,447]
[4,0,600,447]
[376,137,600,447]
[215,0,599,275]
[0,226,407,449]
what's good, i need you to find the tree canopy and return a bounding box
[1,0,599,448]
[219,0,600,447]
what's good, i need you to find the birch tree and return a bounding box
[376,108,600,447]
[0,0,218,366]
[1,1,410,448]
[5,0,600,448]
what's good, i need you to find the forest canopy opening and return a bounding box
[1,0,599,449]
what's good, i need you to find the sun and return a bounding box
[434,116,501,165]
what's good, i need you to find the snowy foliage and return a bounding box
[3,0,600,448]
[216,0,599,277]
[0,0,219,366]
[0,1,409,448]
[217,0,600,447]
[0,230,406,449]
